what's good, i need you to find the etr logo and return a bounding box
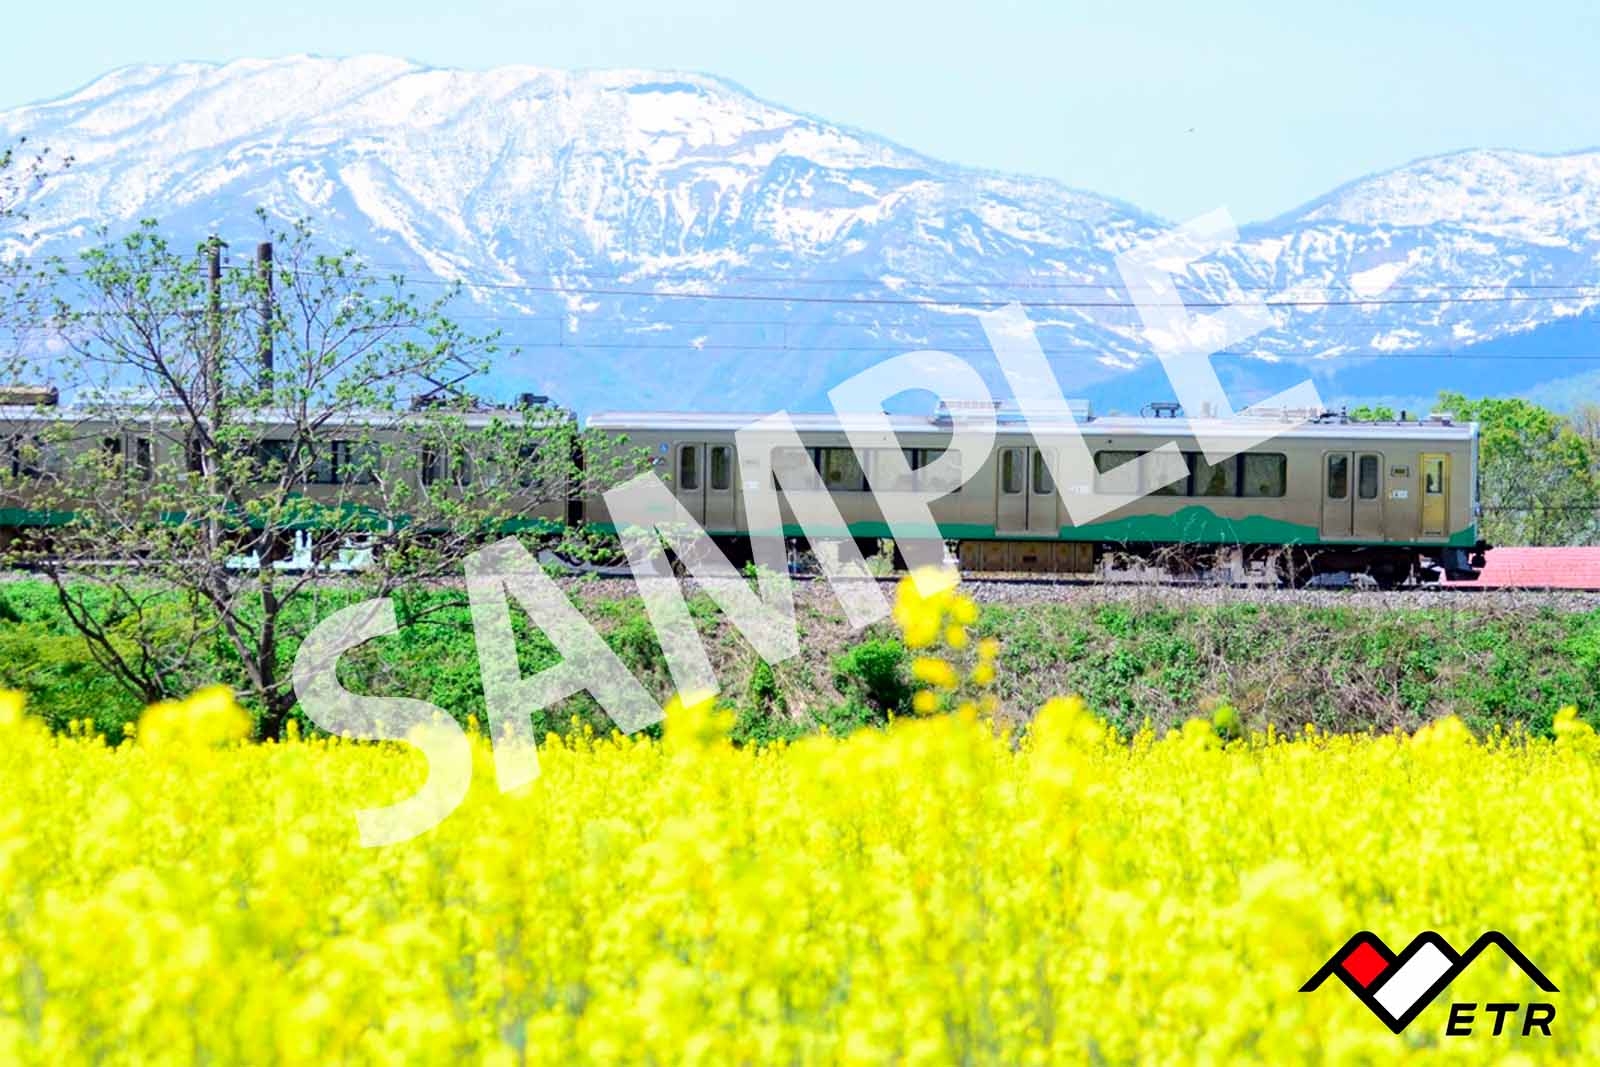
[1301,931,1557,1036]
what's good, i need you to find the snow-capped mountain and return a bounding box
[3,55,1598,415]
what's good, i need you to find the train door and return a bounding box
[703,444,736,532]
[996,447,1027,534]
[1352,452,1384,540]
[997,447,1057,536]
[1320,451,1352,539]
[673,442,707,524]
[1027,448,1057,536]
[1420,453,1449,538]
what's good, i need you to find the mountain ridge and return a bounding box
[3,55,1598,415]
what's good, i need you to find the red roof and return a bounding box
[1442,547,1600,590]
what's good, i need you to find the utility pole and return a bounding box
[203,235,227,563]
[205,235,225,431]
[256,241,273,396]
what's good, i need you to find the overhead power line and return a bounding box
[32,262,1600,310]
[46,249,1600,295]
[375,274,1600,309]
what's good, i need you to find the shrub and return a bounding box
[745,658,785,715]
[831,638,911,720]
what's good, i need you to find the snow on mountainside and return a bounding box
[1294,149,1600,245]
[3,55,1599,415]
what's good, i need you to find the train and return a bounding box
[0,390,1485,586]
[587,404,1486,587]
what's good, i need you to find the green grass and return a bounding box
[0,578,1595,742]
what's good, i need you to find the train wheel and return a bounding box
[1369,565,1410,591]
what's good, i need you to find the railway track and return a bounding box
[12,552,1595,603]
[542,560,1600,597]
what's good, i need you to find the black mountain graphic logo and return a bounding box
[1301,931,1557,1034]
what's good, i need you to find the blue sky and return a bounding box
[5,1,1597,222]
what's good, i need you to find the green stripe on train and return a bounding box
[590,504,1477,549]
[3,503,1473,549]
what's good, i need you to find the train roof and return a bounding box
[586,409,1478,442]
[0,405,572,429]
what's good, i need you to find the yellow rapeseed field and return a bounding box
[2,574,1597,1065]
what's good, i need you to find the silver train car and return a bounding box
[0,389,1486,585]
[0,398,575,549]
[587,406,1485,585]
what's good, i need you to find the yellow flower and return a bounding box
[0,688,25,728]
[1554,705,1595,748]
[663,689,730,749]
[978,638,1001,661]
[3,671,1595,1065]
[1178,717,1220,749]
[911,656,959,691]
[1411,715,1473,749]
[138,685,251,747]
[892,567,961,648]
[1031,695,1105,749]
[944,624,969,649]
[969,662,996,687]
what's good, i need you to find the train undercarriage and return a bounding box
[944,539,1487,588]
[707,535,1488,590]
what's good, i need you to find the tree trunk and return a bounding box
[256,690,295,741]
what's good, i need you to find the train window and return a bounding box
[1424,457,1444,495]
[1149,452,1187,496]
[253,439,294,472]
[516,443,541,489]
[308,440,378,485]
[770,446,818,490]
[1358,455,1379,500]
[918,448,961,494]
[819,447,867,492]
[338,441,381,486]
[131,437,153,482]
[7,435,46,479]
[861,449,913,492]
[678,446,700,491]
[421,443,471,487]
[896,447,921,491]
[1093,450,1138,492]
[1241,454,1287,498]
[309,445,337,484]
[421,443,441,486]
[1190,453,1236,497]
[709,446,732,491]
[1325,454,1348,500]
[1031,450,1054,495]
[1000,449,1024,494]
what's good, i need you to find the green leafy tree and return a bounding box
[1437,391,1600,546]
[1349,404,1396,422]
[1570,402,1600,453]
[1,217,643,738]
